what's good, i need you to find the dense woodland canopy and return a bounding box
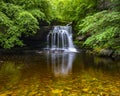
[0,0,52,48]
[0,0,120,55]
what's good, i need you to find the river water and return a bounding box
[0,51,120,96]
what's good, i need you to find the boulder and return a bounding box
[99,49,113,57]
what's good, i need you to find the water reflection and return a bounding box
[0,61,22,90]
[0,52,120,95]
[46,52,76,76]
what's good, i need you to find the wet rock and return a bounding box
[99,49,113,57]
[82,88,89,93]
[0,91,12,96]
[65,87,72,91]
[29,91,38,96]
[52,89,63,94]
[76,36,86,41]
[92,78,98,81]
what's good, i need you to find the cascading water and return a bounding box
[46,26,77,52]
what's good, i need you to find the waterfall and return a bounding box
[46,26,77,52]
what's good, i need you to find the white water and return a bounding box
[46,26,77,52]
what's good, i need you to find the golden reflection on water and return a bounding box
[0,52,120,96]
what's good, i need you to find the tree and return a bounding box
[77,0,120,53]
[0,0,52,48]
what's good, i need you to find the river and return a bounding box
[0,51,120,96]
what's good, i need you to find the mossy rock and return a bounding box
[99,49,113,57]
[112,50,120,60]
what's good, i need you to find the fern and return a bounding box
[79,10,120,49]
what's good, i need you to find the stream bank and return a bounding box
[0,24,119,60]
[76,36,120,60]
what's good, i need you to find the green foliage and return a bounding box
[0,0,120,52]
[15,0,52,21]
[49,0,97,23]
[0,2,23,19]
[110,0,120,11]
[0,11,13,28]
[27,9,45,20]
[0,0,52,49]
[78,10,120,50]
[79,11,120,34]
[16,11,39,36]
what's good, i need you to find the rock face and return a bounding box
[99,49,113,57]
[76,36,86,41]
[94,49,120,60]
[22,26,52,48]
